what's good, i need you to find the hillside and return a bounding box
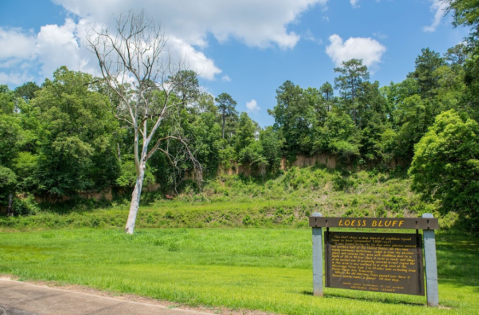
[1,167,453,231]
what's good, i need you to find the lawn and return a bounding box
[0,228,478,314]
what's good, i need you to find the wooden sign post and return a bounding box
[310,213,439,307]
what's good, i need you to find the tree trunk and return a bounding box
[125,162,146,234]
[117,143,121,163]
[222,111,226,139]
[7,194,13,216]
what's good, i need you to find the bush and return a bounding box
[242,215,253,226]
[13,194,40,216]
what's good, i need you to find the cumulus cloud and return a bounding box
[424,0,448,32]
[246,99,260,113]
[325,34,386,68]
[222,75,231,82]
[0,0,329,84]
[36,19,95,77]
[0,27,36,61]
[0,20,98,84]
[52,0,328,49]
[0,19,220,83]
[167,37,221,80]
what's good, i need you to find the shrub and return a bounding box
[13,194,40,216]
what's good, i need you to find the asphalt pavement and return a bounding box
[0,278,213,315]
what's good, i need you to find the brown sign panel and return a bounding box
[310,217,439,230]
[325,232,424,295]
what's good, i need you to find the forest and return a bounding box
[0,1,478,231]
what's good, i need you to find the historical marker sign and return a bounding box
[309,217,439,230]
[310,214,439,306]
[325,231,424,295]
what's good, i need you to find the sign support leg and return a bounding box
[312,212,323,297]
[422,213,439,307]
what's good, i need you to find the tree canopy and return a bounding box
[409,110,479,228]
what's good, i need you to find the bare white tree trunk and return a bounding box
[125,162,145,234]
[87,10,202,234]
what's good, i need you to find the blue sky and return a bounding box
[0,0,469,126]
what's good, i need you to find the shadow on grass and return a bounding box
[435,233,479,290]
[300,290,425,306]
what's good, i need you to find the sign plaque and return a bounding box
[325,231,424,295]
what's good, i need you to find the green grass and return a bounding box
[0,168,471,313]
[0,199,312,230]
[1,228,478,314]
[2,168,451,231]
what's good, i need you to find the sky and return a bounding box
[0,0,469,126]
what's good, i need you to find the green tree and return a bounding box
[170,70,200,107]
[259,126,282,171]
[235,112,257,154]
[314,109,361,162]
[14,82,40,101]
[409,109,479,230]
[195,92,217,115]
[444,43,468,67]
[32,67,120,196]
[446,0,479,120]
[0,114,23,168]
[407,48,446,99]
[0,85,15,114]
[238,141,268,176]
[320,81,334,101]
[0,165,17,207]
[447,0,479,48]
[215,93,238,139]
[355,81,388,162]
[320,81,334,111]
[334,59,370,124]
[0,113,22,207]
[268,80,317,159]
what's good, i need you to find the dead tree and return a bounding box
[87,10,202,234]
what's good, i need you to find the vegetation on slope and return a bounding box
[1,167,453,232]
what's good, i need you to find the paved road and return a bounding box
[0,278,212,315]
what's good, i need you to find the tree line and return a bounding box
[1,1,478,231]
[0,47,473,190]
[0,44,472,194]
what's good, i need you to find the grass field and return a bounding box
[1,228,478,314]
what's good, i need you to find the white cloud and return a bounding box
[36,19,94,77]
[424,0,448,32]
[221,75,231,82]
[0,0,329,84]
[0,27,36,61]
[0,71,34,85]
[246,99,260,113]
[167,37,221,80]
[325,34,386,68]
[52,0,328,49]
